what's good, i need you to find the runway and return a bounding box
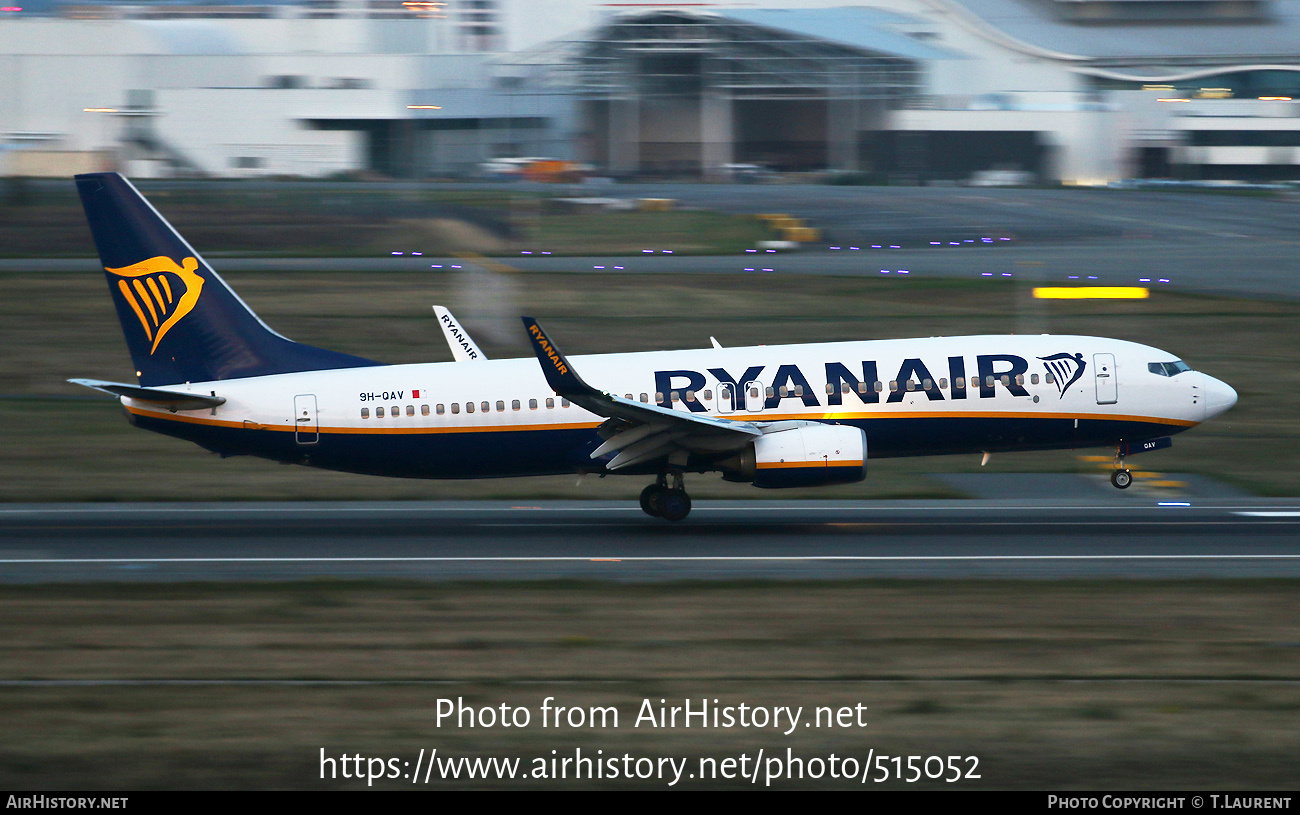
[3,500,1300,582]
[10,185,1300,300]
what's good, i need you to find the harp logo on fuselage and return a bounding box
[1038,352,1087,398]
[105,256,205,354]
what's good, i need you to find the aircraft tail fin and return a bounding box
[75,172,380,386]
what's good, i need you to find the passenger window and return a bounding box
[922,379,932,390]
[1001,375,1010,387]
[954,378,964,389]
[391,405,398,416]
[361,408,369,419]
[874,381,884,393]
[685,390,695,402]
[794,385,804,396]
[765,387,774,398]
[466,402,475,414]
[480,401,489,413]
[889,381,899,392]
[704,389,712,401]
[512,400,520,411]
[1045,372,1055,384]
[640,393,648,403]
[421,404,430,416]
[972,376,980,389]
[561,398,570,408]
[451,403,460,414]
[856,382,867,394]
[406,405,415,416]
[496,400,505,412]
[671,391,680,402]
[625,394,633,400]
[779,386,788,397]
[1031,374,1039,385]
[939,378,947,389]
[825,383,835,395]
[1015,374,1024,386]
[546,398,555,409]
[655,392,664,403]
[986,376,995,388]
[437,404,445,415]
[376,407,385,418]
[529,399,538,409]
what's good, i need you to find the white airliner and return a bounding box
[71,172,1237,521]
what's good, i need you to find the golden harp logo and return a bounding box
[106,256,205,354]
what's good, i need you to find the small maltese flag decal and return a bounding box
[412,389,422,398]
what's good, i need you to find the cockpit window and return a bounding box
[1148,361,1192,377]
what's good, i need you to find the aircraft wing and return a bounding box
[69,378,226,411]
[521,317,759,471]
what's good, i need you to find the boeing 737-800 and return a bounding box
[70,172,1237,521]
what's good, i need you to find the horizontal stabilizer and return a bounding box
[69,379,226,411]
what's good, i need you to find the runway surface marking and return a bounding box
[5,678,1300,687]
[5,555,1300,565]
[4,504,1298,516]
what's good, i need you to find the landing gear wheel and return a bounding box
[1111,469,1133,489]
[639,484,668,517]
[660,490,692,522]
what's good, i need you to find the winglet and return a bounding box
[433,306,487,361]
[520,317,600,398]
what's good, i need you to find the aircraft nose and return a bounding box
[1202,375,1238,419]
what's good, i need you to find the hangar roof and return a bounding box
[944,0,1300,65]
[574,8,940,101]
[719,8,962,62]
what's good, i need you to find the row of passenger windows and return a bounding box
[358,373,1056,419]
[362,397,572,419]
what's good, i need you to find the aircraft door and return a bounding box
[1093,354,1117,405]
[717,382,735,414]
[294,394,319,444]
[743,380,766,413]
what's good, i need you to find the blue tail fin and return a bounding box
[75,172,380,386]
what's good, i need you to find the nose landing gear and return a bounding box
[639,472,692,521]
[1111,448,1132,489]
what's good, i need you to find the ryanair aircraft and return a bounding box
[71,172,1237,521]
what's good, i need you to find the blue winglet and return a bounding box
[521,316,600,398]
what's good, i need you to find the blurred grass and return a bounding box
[0,188,771,257]
[1,580,1298,789]
[0,271,1291,500]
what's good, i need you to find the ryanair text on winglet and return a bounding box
[529,324,569,376]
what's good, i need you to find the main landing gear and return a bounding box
[640,472,692,522]
[1111,448,1132,490]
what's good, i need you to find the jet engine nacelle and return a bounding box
[720,422,867,488]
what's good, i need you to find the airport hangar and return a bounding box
[4,0,1300,184]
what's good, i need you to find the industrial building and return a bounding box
[3,0,1300,183]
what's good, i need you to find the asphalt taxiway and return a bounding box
[10,185,1300,300]
[3,500,1300,582]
